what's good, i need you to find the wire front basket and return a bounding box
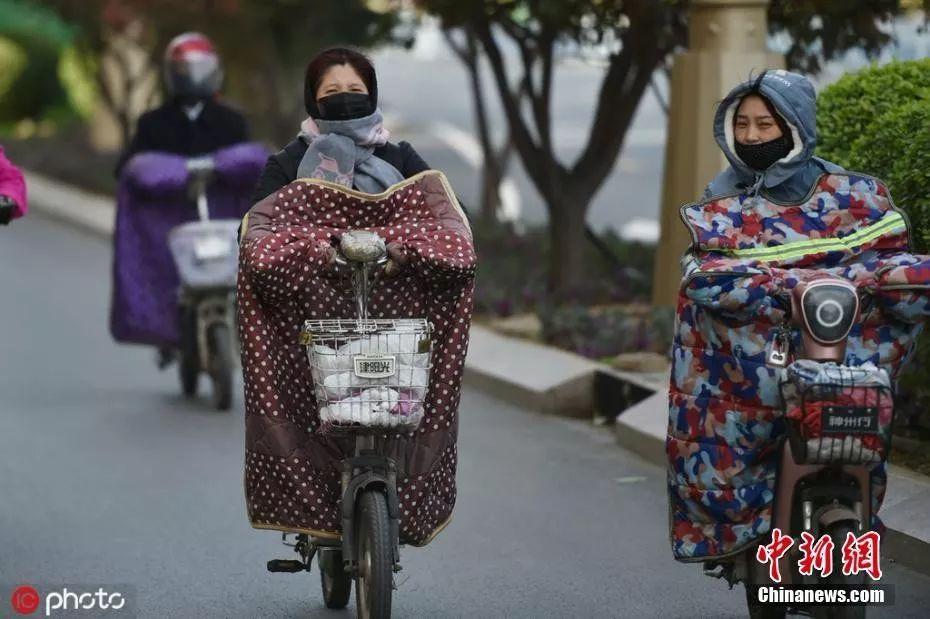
[780,360,894,465]
[303,318,432,432]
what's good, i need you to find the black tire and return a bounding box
[208,323,233,411]
[355,490,392,619]
[745,584,787,619]
[319,548,351,609]
[745,546,787,619]
[178,308,199,397]
[812,522,867,619]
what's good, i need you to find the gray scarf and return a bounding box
[296,110,404,194]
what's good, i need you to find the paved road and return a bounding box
[1,215,928,617]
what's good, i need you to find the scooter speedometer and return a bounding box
[800,281,859,344]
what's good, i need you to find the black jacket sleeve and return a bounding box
[396,141,471,221]
[250,140,306,203]
[397,141,431,178]
[227,109,250,144]
[114,111,157,176]
[250,155,293,203]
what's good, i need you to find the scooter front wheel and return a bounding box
[813,522,866,619]
[208,323,233,411]
[355,490,392,619]
[745,584,787,619]
[744,547,787,619]
[178,308,199,397]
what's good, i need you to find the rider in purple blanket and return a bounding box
[109,32,261,364]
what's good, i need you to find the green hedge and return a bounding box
[818,60,930,251]
[850,99,930,248]
[818,60,930,431]
[817,59,930,169]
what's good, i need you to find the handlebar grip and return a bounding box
[0,201,13,225]
[186,156,215,174]
[339,230,387,263]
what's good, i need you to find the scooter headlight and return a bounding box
[800,282,859,344]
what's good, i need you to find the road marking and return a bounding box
[614,476,648,484]
[620,218,660,243]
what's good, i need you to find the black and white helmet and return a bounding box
[163,32,223,101]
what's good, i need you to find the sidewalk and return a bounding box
[25,170,114,237]
[25,168,930,576]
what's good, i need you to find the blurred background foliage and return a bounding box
[0,0,80,130]
[2,0,930,366]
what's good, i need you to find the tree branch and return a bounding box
[473,18,549,189]
[536,29,554,154]
[441,27,471,65]
[570,10,666,195]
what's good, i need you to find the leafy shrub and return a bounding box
[849,100,930,249]
[537,304,673,360]
[0,0,74,124]
[818,60,930,434]
[817,59,930,167]
[472,219,656,317]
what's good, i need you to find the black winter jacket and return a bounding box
[116,99,249,174]
[250,138,430,203]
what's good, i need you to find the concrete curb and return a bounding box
[462,325,600,418]
[25,167,930,577]
[24,170,114,238]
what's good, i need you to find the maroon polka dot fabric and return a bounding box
[237,171,476,544]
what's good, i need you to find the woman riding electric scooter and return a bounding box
[667,70,930,618]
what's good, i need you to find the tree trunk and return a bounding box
[479,154,504,225]
[452,26,505,224]
[548,192,591,301]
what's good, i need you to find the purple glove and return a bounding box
[123,152,189,198]
[213,142,270,189]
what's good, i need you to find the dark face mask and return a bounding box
[316,92,373,121]
[735,133,794,171]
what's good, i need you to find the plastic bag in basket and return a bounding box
[319,387,424,428]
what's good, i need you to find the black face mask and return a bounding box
[316,92,373,121]
[735,133,794,171]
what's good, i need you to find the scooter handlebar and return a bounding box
[185,156,215,175]
[123,142,269,198]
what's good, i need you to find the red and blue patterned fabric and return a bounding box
[667,172,930,561]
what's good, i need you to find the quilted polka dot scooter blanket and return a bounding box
[238,170,476,545]
[667,172,930,561]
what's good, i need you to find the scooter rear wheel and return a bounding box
[319,548,351,609]
[355,490,392,619]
